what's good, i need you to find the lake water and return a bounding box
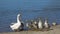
[0,9,60,32]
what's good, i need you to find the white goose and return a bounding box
[10,14,21,31]
[44,19,50,29]
[26,23,29,28]
[38,18,43,30]
[52,22,57,26]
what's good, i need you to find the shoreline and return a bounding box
[0,25,60,34]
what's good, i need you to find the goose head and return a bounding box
[17,14,21,17]
[34,21,37,25]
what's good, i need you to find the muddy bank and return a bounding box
[0,25,60,34]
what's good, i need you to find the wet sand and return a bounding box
[0,25,60,34]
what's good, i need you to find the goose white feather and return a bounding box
[10,14,21,31]
[44,20,49,28]
[38,19,43,29]
[34,21,37,24]
[52,22,57,26]
[26,23,29,27]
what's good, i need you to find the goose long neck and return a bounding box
[39,20,42,23]
[17,15,20,23]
